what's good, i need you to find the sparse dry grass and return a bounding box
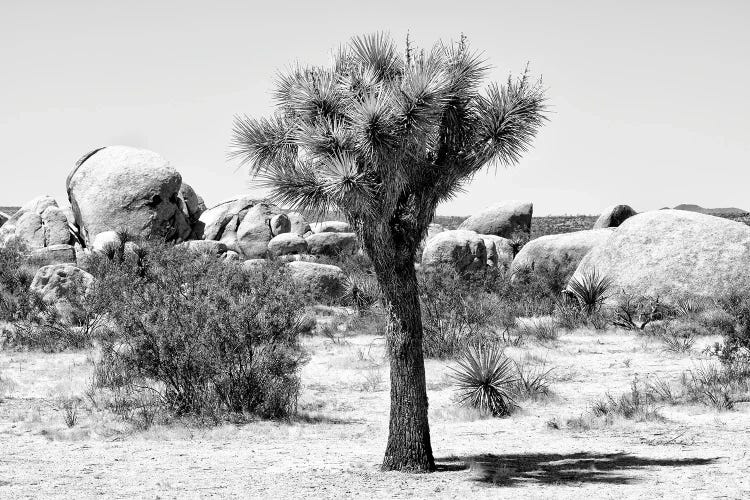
[1,321,749,498]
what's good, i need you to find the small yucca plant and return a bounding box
[450,344,517,416]
[341,273,382,312]
[566,268,613,315]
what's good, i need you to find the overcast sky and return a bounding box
[2,0,748,216]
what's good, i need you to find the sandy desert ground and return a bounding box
[2,323,749,499]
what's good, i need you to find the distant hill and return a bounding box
[673,204,749,216]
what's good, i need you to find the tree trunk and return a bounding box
[376,252,435,472]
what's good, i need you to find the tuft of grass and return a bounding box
[660,328,696,354]
[359,368,385,392]
[679,362,750,411]
[450,345,517,417]
[59,397,79,428]
[517,317,558,343]
[511,360,554,401]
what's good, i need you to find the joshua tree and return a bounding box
[230,33,547,472]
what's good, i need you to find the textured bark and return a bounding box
[369,235,435,472]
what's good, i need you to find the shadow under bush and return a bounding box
[86,244,308,421]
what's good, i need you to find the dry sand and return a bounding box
[1,328,748,499]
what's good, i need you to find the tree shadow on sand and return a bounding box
[436,452,718,486]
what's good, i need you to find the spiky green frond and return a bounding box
[232,33,548,239]
[295,118,356,159]
[318,153,381,218]
[471,70,547,168]
[350,32,402,83]
[398,57,450,140]
[253,159,331,218]
[274,67,345,122]
[348,91,399,159]
[229,114,297,169]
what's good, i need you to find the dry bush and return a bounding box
[419,264,569,358]
[86,244,309,422]
[0,239,92,352]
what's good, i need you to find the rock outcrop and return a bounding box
[572,210,750,302]
[310,221,351,234]
[458,201,533,238]
[31,263,94,323]
[286,212,312,236]
[194,196,288,259]
[305,232,357,256]
[593,204,637,229]
[0,196,72,249]
[511,229,614,279]
[285,261,345,302]
[268,233,308,256]
[67,146,193,245]
[421,229,487,273]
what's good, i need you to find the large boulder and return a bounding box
[31,264,93,301]
[572,210,750,302]
[286,212,311,236]
[285,261,345,302]
[593,204,637,229]
[268,233,308,256]
[310,221,351,234]
[176,239,228,256]
[511,229,614,279]
[421,229,487,273]
[91,231,123,253]
[426,223,446,242]
[481,235,514,269]
[31,264,94,323]
[458,201,533,238]
[0,196,71,249]
[236,204,287,259]
[67,146,192,246]
[305,232,357,256]
[194,196,286,259]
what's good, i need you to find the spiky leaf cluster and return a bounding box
[450,344,517,416]
[230,33,547,246]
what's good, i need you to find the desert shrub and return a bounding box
[341,273,382,313]
[419,262,573,356]
[697,308,735,336]
[315,251,373,276]
[516,317,558,342]
[450,344,517,417]
[511,360,554,401]
[510,263,569,310]
[612,294,675,331]
[674,296,707,318]
[589,378,661,422]
[0,240,91,351]
[507,230,530,258]
[0,239,44,323]
[87,244,308,421]
[658,322,697,354]
[679,362,750,410]
[712,293,750,363]
[419,268,509,358]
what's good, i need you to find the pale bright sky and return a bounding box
[2,0,748,216]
